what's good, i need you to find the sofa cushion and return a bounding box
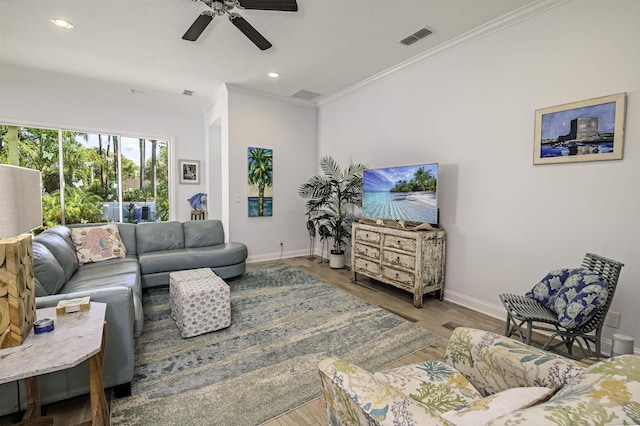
[66,257,141,294]
[138,243,247,275]
[375,360,481,414]
[183,220,224,248]
[116,223,137,255]
[525,268,579,310]
[136,221,184,254]
[33,278,48,297]
[70,224,127,265]
[32,241,66,295]
[489,356,640,426]
[35,227,78,281]
[553,269,607,328]
[138,249,188,275]
[441,386,555,425]
[444,328,586,396]
[318,357,452,425]
[45,225,75,248]
[186,244,248,267]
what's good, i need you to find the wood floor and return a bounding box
[1,256,507,426]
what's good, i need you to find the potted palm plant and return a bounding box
[298,156,366,268]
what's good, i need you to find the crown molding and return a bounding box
[318,0,570,107]
[225,84,319,110]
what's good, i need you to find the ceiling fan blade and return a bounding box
[229,14,272,50]
[236,0,298,12]
[182,13,214,41]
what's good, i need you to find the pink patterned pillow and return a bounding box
[70,224,127,265]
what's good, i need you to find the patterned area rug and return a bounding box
[110,263,439,425]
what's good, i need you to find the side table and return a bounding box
[0,302,109,425]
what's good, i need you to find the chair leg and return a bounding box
[565,337,574,356]
[594,332,602,359]
[504,313,512,337]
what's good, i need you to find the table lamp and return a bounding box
[0,165,42,348]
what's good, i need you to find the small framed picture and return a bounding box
[533,93,626,165]
[179,159,200,184]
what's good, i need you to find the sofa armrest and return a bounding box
[36,287,136,386]
[318,357,451,426]
[444,327,585,396]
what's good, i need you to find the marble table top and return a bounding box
[0,302,106,384]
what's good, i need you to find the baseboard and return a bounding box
[247,249,309,263]
[444,289,507,321]
[442,290,637,356]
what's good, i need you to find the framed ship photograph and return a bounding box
[533,93,626,165]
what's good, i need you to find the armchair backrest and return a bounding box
[577,252,624,333]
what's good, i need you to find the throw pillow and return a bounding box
[441,386,555,426]
[526,268,581,310]
[553,269,607,328]
[70,223,127,265]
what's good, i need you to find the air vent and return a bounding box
[291,89,321,100]
[400,27,432,46]
[182,90,194,96]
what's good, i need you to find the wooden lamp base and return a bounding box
[0,234,36,348]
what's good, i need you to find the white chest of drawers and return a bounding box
[351,222,446,307]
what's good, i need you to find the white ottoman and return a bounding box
[169,268,231,338]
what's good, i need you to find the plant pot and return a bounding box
[329,251,345,269]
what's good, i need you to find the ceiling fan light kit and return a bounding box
[182,0,298,50]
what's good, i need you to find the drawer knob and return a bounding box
[365,248,368,253]
[397,240,401,245]
[396,256,400,262]
[395,273,399,278]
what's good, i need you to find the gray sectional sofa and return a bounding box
[0,219,247,416]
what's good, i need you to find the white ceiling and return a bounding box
[0,0,546,112]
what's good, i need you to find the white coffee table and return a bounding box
[0,302,109,425]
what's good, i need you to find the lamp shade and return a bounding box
[0,165,43,238]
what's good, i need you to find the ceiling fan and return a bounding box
[182,0,298,50]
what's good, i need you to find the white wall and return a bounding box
[203,86,229,231]
[226,88,317,261]
[318,0,640,352]
[0,64,205,221]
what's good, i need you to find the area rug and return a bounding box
[110,263,439,425]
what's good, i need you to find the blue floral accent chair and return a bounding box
[500,253,624,358]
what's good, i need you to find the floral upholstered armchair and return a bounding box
[318,327,640,425]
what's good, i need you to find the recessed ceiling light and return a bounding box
[268,72,280,78]
[51,18,74,29]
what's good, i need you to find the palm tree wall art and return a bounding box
[247,147,273,217]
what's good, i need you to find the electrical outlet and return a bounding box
[605,311,621,328]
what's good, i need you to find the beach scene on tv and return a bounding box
[362,163,438,224]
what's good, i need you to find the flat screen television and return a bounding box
[362,163,438,226]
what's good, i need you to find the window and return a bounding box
[120,137,169,223]
[0,125,170,227]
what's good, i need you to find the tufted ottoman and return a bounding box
[169,268,231,338]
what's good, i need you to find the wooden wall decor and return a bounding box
[0,234,36,348]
